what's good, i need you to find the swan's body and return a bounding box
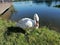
[16,13,39,30]
[16,18,35,29]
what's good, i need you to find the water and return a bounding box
[10,0,60,31]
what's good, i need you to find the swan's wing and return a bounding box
[16,18,33,29]
[16,19,27,29]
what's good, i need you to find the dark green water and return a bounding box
[10,0,60,31]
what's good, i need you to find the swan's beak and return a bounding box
[35,21,39,29]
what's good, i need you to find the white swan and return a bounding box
[16,13,39,30]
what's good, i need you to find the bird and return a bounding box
[16,13,39,31]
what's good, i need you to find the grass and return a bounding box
[0,18,60,45]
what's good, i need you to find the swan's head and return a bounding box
[34,13,39,29]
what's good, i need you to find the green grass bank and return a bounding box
[0,18,60,45]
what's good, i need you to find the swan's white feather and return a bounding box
[16,18,35,29]
[16,13,39,29]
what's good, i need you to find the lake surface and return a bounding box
[10,1,60,30]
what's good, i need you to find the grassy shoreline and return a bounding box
[0,18,60,45]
